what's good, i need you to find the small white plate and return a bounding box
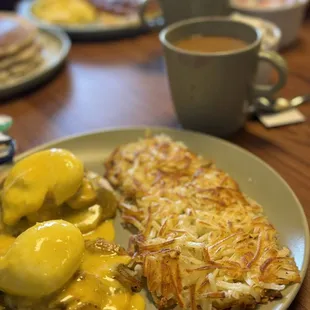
[0,27,71,99]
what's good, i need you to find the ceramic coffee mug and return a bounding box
[159,17,288,136]
[140,0,230,26]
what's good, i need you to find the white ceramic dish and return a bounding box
[17,1,163,40]
[4,127,309,310]
[0,27,71,100]
[230,0,309,47]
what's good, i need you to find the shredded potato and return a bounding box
[105,134,301,309]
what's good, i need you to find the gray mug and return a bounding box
[139,0,230,27]
[159,17,288,136]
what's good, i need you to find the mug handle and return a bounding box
[0,138,15,165]
[138,0,164,30]
[253,51,288,98]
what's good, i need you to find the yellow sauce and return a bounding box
[67,178,97,210]
[55,250,143,310]
[2,149,84,226]
[0,235,15,256]
[84,220,115,242]
[53,220,145,310]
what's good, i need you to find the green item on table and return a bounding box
[0,115,13,132]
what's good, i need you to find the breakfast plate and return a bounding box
[0,26,71,100]
[18,0,164,40]
[1,127,309,309]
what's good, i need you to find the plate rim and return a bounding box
[9,125,310,308]
[0,26,71,97]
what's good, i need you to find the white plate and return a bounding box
[5,127,310,309]
[18,1,164,40]
[0,27,71,99]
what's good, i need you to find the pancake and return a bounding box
[9,55,43,77]
[0,13,44,87]
[0,51,43,85]
[0,41,41,71]
[0,13,37,59]
[0,71,10,84]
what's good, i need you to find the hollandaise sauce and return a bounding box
[51,222,145,310]
[53,239,145,310]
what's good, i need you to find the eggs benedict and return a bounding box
[0,149,144,310]
[1,148,117,235]
[0,220,84,298]
[2,148,84,226]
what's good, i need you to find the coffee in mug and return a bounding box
[174,35,248,53]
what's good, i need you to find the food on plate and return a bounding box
[1,148,117,234]
[50,238,144,310]
[30,0,161,27]
[105,134,301,309]
[0,149,144,310]
[0,13,43,85]
[2,148,84,226]
[2,237,144,309]
[92,0,161,26]
[32,0,98,25]
[0,13,36,57]
[0,220,84,298]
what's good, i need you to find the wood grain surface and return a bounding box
[1,16,310,310]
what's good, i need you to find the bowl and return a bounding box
[231,12,282,84]
[230,0,309,48]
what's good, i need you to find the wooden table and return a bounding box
[1,17,310,309]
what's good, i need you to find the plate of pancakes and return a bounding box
[0,13,71,99]
[18,0,163,39]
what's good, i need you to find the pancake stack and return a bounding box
[0,14,43,86]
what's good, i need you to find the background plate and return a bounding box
[3,127,309,309]
[18,1,164,40]
[0,26,71,99]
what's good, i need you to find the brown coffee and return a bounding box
[174,35,248,53]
